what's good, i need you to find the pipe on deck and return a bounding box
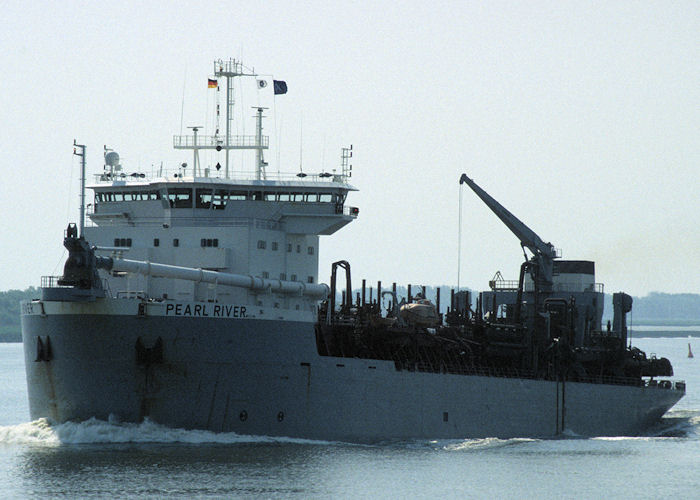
[98,257,329,299]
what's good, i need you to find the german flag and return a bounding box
[208,78,218,88]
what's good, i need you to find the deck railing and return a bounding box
[173,134,269,149]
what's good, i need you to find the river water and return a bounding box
[1,336,698,499]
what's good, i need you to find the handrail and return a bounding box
[173,134,269,149]
[91,170,351,184]
[490,280,604,293]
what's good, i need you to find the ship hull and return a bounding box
[21,299,684,442]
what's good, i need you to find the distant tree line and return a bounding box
[611,292,700,324]
[0,287,39,342]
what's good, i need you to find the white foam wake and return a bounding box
[0,417,333,446]
[437,436,538,451]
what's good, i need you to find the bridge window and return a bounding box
[167,188,192,208]
[97,190,161,202]
[169,188,345,206]
[196,189,213,209]
[212,190,227,210]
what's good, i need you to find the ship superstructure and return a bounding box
[84,59,357,310]
[21,58,684,442]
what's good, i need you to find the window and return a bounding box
[212,190,228,210]
[287,243,292,252]
[319,193,333,202]
[114,238,132,247]
[154,238,160,247]
[271,242,278,251]
[264,192,277,201]
[296,245,301,253]
[279,273,286,280]
[201,238,206,247]
[307,276,314,284]
[229,191,247,200]
[307,246,314,255]
[291,274,297,281]
[278,193,290,201]
[262,271,269,279]
[196,189,213,209]
[201,238,219,248]
[304,193,318,202]
[173,238,179,247]
[167,188,193,208]
[257,240,266,249]
[213,238,218,247]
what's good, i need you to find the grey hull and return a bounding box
[22,307,683,442]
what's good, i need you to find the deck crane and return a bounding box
[459,174,558,294]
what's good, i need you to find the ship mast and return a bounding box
[173,58,269,179]
[73,140,86,238]
[254,107,268,180]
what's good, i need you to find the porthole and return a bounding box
[277,411,285,422]
[239,410,248,422]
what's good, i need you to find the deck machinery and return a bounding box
[316,174,673,386]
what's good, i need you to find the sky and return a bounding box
[0,1,698,297]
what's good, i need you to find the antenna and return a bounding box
[298,117,303,173]
[73,140,86,238]
[187,126,203,177]
[253,107,268,180]
[180,66,187,136]
[173,59,266,180]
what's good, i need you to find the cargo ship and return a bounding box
[21,58,684,442]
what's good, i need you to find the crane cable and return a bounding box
[457,181,463,291]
